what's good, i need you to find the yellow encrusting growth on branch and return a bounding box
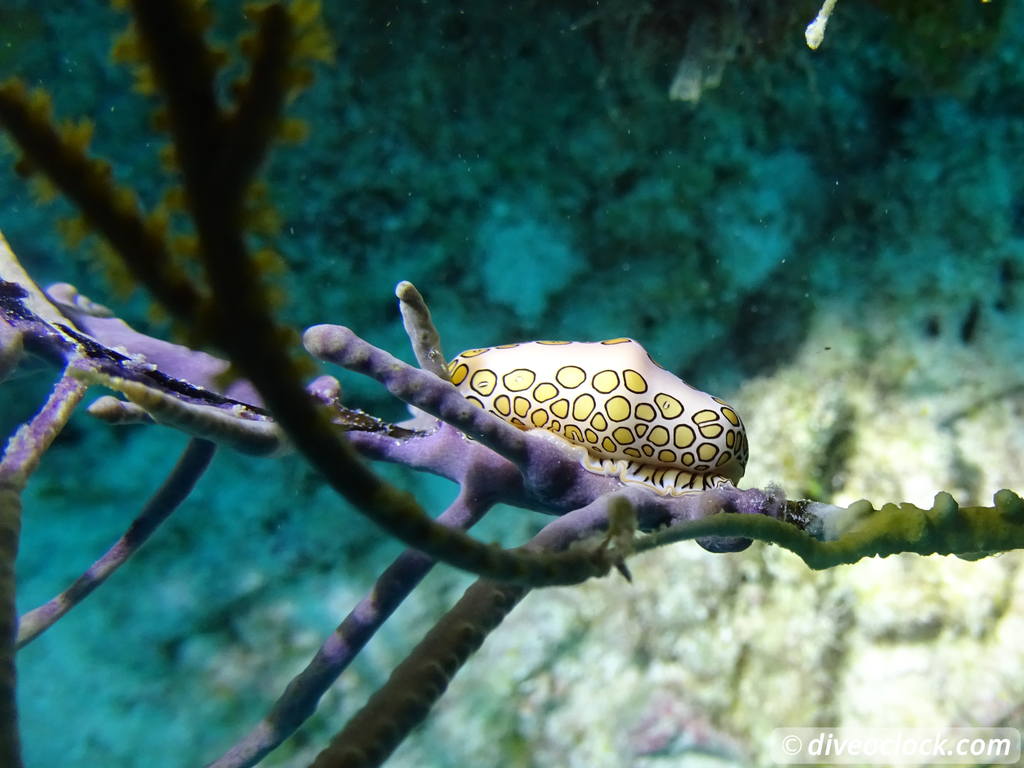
[0,78,207,316]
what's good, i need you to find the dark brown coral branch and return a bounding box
[0,81,204,320]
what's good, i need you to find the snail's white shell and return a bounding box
[448,338,747,495]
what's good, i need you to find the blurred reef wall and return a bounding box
[1,1,1024,766]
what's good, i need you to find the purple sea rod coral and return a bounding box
[0,3,1023,767]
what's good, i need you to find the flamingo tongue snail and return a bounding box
[448,338,748,495]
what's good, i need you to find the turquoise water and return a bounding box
[2,1,1024,766]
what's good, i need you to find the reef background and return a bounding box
[2,1,1024,766]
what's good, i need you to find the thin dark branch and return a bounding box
[0,366,89,768]
[207,490,493,768]
[16,438,216,648]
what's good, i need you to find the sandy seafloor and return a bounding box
[2,1,1024,766]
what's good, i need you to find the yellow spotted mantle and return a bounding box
[448,338,748,495]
